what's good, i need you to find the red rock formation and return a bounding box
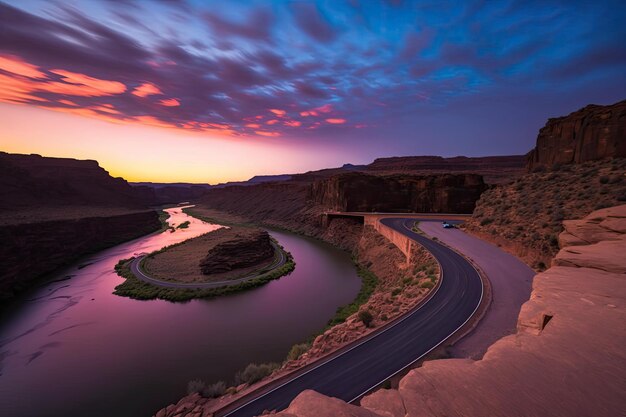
[199,230,274,274]
[526,99,626,171]
[310,172,486,214]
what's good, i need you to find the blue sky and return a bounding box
[0,0,625,180]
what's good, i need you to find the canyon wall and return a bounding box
[271,204,626,417]
[0,152,147,209]
[0,210,160,300]
[526,99,626,171]
[310,172,486,214]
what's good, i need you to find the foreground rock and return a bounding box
[526,99,626,171]
[200,229,274,274]
[272,205,626,417]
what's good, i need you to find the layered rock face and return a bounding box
[0,210,160,300]
[272,205,626,417]
[199,230,274,274]
[526,99,626,171]
[310,172,486,214]
[0,152,162,299]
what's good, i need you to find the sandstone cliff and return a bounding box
[0,210,160,300]
[310,172,486,214]
[526,99,626,171]
[0,152,146,209]
[199,230,274,274]
[271,204,626,417]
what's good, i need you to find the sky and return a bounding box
[0,0,625,183]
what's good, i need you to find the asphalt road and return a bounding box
[129,241,286,289]
[221,217,483,417]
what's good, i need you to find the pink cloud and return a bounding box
[266,119,279,125]
[283,120,302,127]
[255,130,280,137]
[245,123,261,128]
[132,82,162,97]
[326,118,346,124]
[159,98,180,107]
[269,108,286,116]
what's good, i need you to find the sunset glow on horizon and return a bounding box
[1,0,625,183]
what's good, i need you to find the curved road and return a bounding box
[129,241,286,289]
[221,217,483,417]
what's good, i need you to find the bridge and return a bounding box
[322,211,472,260]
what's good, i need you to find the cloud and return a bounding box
[159,98,180,107]
[291,3,339,42]
[132,82,162,97]
[326,118,346,124]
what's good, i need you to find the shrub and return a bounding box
[234,362,280,385]
[358,310,374,327]
[599,176,610,184]
[420,281,434,289]
[187,379,206,395]
[391,287,401,296]
[380,313,389,321]
[176,221,191,229]
[202,381,226,398]
[480,217,494,226]
[287,343,310,361]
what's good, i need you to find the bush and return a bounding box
[358,310,374,327]
[234,362,280,385]
[391,287,401,296]
[176,221,191,229]
[187,379,206,395]
[599,176,610,184]
[287,343,310,361]
[480,217,494,226]
[420,281,434,289]
[202,381,226,398]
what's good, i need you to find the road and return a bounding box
[129,241,286,289]
[220,217,484,417]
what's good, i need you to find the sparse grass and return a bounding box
[467,158,626,267]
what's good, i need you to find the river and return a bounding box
[0,207,361,417]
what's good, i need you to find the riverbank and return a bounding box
[0,207,161,301]
[268,204,626,417]
[155,207,440,417]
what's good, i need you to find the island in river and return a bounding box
[113,224,295,302]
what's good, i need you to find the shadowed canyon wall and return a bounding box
[526,99,626,171]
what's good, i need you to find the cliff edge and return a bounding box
[270,204,626,417]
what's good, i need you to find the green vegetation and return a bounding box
[186,379,227,398]
[358,309,374,327]
[112,244,295,302]
[326,263,378,327]
[287,342,311,361]
[420,280,434,289]
[234,362,280,385]
[176,221,190,229]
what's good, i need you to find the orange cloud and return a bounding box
[266,119,279,125]
[132,82,162,97]
[159,98,180,107]
[49,70,126,95]
[58,99,78,106]
[0,55,46,79]
[326,118,346,124]
[245,123,261,128]
[284,120,302,127]
[269,108,286,116]
[255,130,280,137]
[300,111,316,117]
